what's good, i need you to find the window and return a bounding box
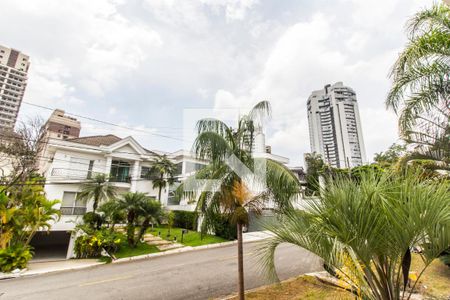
[110,160,131,182]
[140,166,159,180]
[60,192,86,215]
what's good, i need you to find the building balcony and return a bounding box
[60,206,87,215]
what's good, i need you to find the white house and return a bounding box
[34,134,206,259]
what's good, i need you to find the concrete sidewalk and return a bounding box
[0,231,273,280]
[0,259,103,280]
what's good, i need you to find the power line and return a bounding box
[22,101,189,142]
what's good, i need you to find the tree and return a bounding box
[76,174,117,213]
[97,200,125,231]
[150,155,176,202]
[386,3,449,173]
[117,192,161,247]
[304,152,325,195]
[179,101,300,300]
[260,170,450,300]
[374,143,407,167]
[0,118,46,191]
[0,177,60,271]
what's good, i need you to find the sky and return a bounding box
[1,0,433,166]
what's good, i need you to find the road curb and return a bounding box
[0,238,268,279]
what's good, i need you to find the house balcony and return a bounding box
[60,206,87,215]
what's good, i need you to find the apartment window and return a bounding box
[110,160,131,182]
[60,192,86,215]
[87,160,95,179]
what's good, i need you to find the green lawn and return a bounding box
[148,226,228,247]
[114,234,160,259]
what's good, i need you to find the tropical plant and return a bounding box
[136,198,162,243]
[166,211,175,237]
[0,244,33,272]
[0,177,60,271]
[374,143,407,168]
[259,170,450,300]
[74,229,121,258]
[386,3,449,173]
[76,173,117,213]
[98,200,125,231]
[304,152,325,195]
[117,192,161,247]
[178,101,300,300]
[150,155,176,202]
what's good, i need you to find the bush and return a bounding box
[0,244,33,273]
[172,211,198,230]
[210,214,237,240]
[74,229,121,258]
[82,212,104,229]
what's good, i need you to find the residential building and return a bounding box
[0,45,30,130]
[307,82,366,168]
[44,109,81,140]
[34,134,208,258]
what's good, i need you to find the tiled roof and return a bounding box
[67,134,122,147]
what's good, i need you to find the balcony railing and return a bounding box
[60,206,87,215]
[109,175,131,183]
[50,168,103,180]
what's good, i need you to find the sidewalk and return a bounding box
[0,231,273,280]
[0,259,103,280]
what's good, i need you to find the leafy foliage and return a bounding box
[304,152,325,195]
[74,229,121,258]
[172,210,198,230]
[76,174,117,212]
[373,143,407,167]
[150,155,176,201]
[117,192,162,247]
[0,244,33,272]
[386,3,450,174]
[259,170,450,300]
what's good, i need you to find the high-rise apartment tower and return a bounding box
[307,82,366,168]
[0,45,30,130]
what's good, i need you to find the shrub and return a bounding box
[74,229,121,258]
[172,211,198,230]
[82,212,104,229]
[210,214,237,240]
[0,244,33,273]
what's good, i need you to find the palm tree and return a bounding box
[97,200,125,231]
[259,170,450,300]
[179,101,300,300]
[386,3,449,171]
[117,192,149,247]
[136,198,162,243]
[150,155,176,202]
[76,174,117,213]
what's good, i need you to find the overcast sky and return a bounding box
[1,0,432,166]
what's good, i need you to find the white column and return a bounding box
[105,156,112,177]
[130,160,140,192]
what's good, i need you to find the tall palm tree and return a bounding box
[179,101,300,300]
[76,174,117,213]
[117,192,149,247]
[150,155,176,202]
[386,3,449,171]
[259,170,450,300]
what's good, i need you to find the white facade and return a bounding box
[0,45,30,130]
[307,82,366,168]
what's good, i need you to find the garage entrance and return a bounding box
[29,231,71,261]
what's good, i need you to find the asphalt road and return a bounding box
[0,242,322,300]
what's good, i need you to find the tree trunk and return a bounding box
[137,218,150,246]
[158,173,163,202]
[237,222,245,300]
[127,211,135,247]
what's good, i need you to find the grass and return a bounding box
[228,275,352,300]
[147,226,228,247]
[411,254,450,299]
[228,254,449,300]
[114,233,160,259]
